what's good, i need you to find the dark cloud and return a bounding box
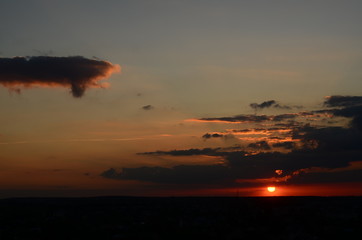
[142,105,154,110]
[138,148,224,156]
[102,95,362,187]
[332,105,362,118]
[102,143,362,185]
[351,115,362,131]
[199,113,298,123]
[250,100,297,111]
[274,122,300,127]
[105,122,362,186]
[324,95,362,107]
[0,56,120,97]
[250,100,276,110]
[272,113,297,121]
[331,105,362,130]
[228,149,360,175]
[248,141,271,150]
[195,109,336,124]
[138,147,245,157]
[273,103,292,110]
[103,146,361,185]
[202,133,236,140]
[231,129,253,133]
[198,114,271,123]
[272,141,296,150]
[288,169,362,184]
[299,126,362,152]
[101,165,231,184]
[202,133,224,139]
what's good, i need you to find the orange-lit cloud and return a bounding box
[0,56,120,97]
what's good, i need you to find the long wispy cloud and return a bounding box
[138,147,244,157]
[0,56,120,97]
[193,113,299,123]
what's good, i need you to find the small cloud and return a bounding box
[250,100,299,111]
[202,132,236,141]
[202,133,224,139]
[142,105,154,110]
[250,100,276,111]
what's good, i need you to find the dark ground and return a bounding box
[0,196,361,240]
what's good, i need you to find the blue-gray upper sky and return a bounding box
[2,0,362,107]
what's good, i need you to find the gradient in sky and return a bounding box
[1,0,362,198]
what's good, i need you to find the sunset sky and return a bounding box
[1,0,362,198]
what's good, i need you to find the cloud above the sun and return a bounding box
[0,56,120,97]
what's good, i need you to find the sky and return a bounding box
[0,0,362,198]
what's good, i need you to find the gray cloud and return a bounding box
[247,141,271,150]
[142,105,154,110]
[332,105,362,130]
[202,133,225,139]
[288,169,362,184]
[138,147,245,157]
[250,100,276,110]
[198,113,299,123]
[250,100,298,111]
[199,114,271,123]
[0,56,120,97]
[272,141,296,150]
[324,95,362,107]
[101,165,231,184]
[201,133,236,141]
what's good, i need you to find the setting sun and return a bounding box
[267,186,276,193]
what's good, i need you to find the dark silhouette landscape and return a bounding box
[1,196,361,239]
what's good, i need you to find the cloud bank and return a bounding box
[0,56,120,97]
[101,96,362,190]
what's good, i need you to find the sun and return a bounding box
[267,186,276,193]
